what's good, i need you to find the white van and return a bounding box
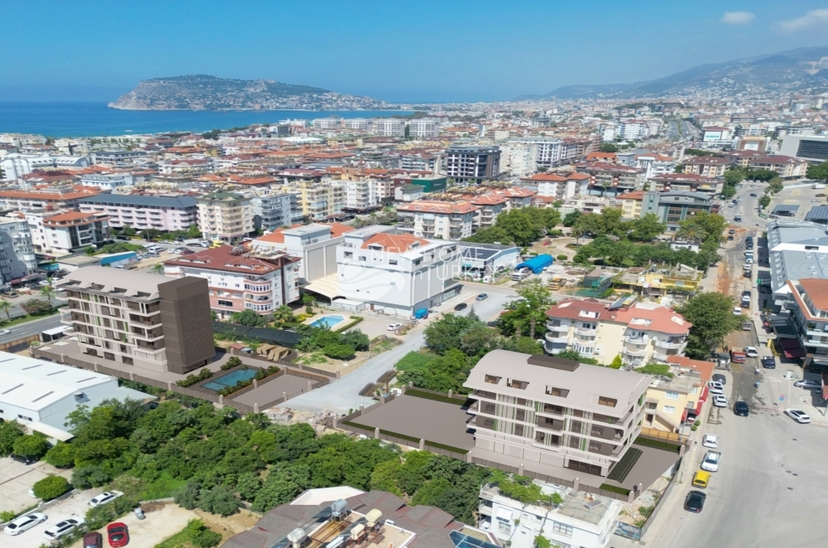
[146,245,166,253]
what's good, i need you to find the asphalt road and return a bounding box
[287,283,518,413]
[0,315,64,345]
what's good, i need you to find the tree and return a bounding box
[185,520,222,548]
[0,421,25,456]
[45,442,76,468]
[12,434,50,459]
[339,329,370,352]
[498,280,556,338]
[0,299,11,322]
[121,224,137,237]
[186,224,202,238]
[32,475,70,501]
[197,484,240,516]
[21,299,53,316]
[723,170,745,186]
[599,143,618,153]
[758,195,771,209]
[806,161,828,183]
[562,211,582,228]
[231,308,264,327]
[627,213,666,242]
[272,305,295,324]
[677,292,742,359]
[151,262,164,274]
[635,363,674,378]
[610,355,623,369]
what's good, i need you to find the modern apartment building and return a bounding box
[34,211,111,254]
[343,179,382,212]
[681,156,730,177]
[785,278,828,374]
[471,193,509,230]
[396,200,479,240]
[643,356,712,433]
[617,191,645,220]
[444,146,501,184]
[197,192,254,243]
[80,172,134,191]
[464,350,650,478]
[640,191,718,231]
[543,299,691,367]
[648,174,723,196]
[522,172,591,201]
[576,162,645,196]
[0,187,101,211]
[250,192,293,232]
[78,194,199,232]
[372,119,405,137]
[766,220,828,294]
[0,218,37,285]
[408,119,439,138]
[0,153,90,181]
[164,246,300,318]
[297,181,345,221]
[58,266,215,374]
[335,226,462,315]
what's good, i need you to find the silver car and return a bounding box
[793,380,822,390]
[4,512,47,536]
[44,518,84,540]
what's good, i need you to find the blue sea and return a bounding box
[0,102,413,138]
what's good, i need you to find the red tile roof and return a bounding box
[396,200,480,215]
[546,300,690,334]
[795,278,828,312]
[667,356,714,382]
[164,245,297,275]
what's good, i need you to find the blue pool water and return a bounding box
[310,315,344,329]
[202,369,258,391]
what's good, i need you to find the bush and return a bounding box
[32,475,70,501]
[12,434,50,459]
[45,443,76,468]
[186,520,222,548]
[177,368,213,387]
[0,510,16,522]
[221,356,242,371]
[20,299,53,316]
[599,483,631,496]
[72,465,111,489]
[323,343,356,360]
[556,254,568,261]
[0,421,25,456]
[85,495,135,531]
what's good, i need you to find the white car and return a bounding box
[732,307,742,316]
[744,346,759,358]
[707,381,724,395]
[701,450,721,472]
[88,491,123,508]
[745,257,754,264]
[386,323,403,331]
[44,518,84,541]
[0,329,11,336]
[702,434,719,448]
[784,409,811,424]
[713,394,729,408]
[4,512,47,536]
[793,380,822,390]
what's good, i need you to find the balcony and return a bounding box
[546,321,568,332]
[538,403,565,417]
[624,346,648,357]
[655,338,684,350]
[129,314,161,327]
[545,332,568,343]
[575,326,597,336]
[544,341,567,355]
[471,390,497,400]
[470,417,496,431]
[536,417,565,432]
[624,335,649,344]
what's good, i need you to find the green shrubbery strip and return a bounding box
[633,436,682,453]
[405,389,470,406]
[599,483,631,496]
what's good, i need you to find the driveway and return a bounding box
[0,457,74,515]
[2,488,104,548]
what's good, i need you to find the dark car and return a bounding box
[10,454,38,465]
[728,229,736,234]
[712,374,726,385]
[84,532,103,548]
[684,490,706,513]
[115,235,131,241]
[750,193,757,197]
[454,303,468,312]
[107,523,129,548]
[761,356,776,369]
[734,401,750,416]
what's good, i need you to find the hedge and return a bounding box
[215,365,280,397]
[177,368,213,387]
[406,389,470,406]
[633,436,682,453]
[599,483,631,496]
[334,316,364,333]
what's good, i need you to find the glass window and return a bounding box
[664,405,676,414]
[665,391,679,400]
[552,521,574,536]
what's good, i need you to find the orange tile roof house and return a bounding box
[396,200,480,240]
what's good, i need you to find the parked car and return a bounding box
[744,346,758,358]
[734,401,750,416]
[89,491,123,508]
[115,235,131,241]
[712,374,726,385]
[707,381,724,395]
[107,523,129,547]
[793,379,822,390]
[10,454,38,465]
[742,321,752,331]
[44,519,84,541]
[684,491,706,513]
[761,356,776,369]
[730,351,746,364]
[750,193,757,197]
[702,434,719,449]
[4,512,48,536]
[784,409,811,424]
[475,293,488,301]
[728,229,736,234]
[386,323,403,331]
[712,394,728,408]
[701,450,721,472]
[732,307,742,316]
[453,303,468,312]
[84,532,103,548]
[742,271,751,278]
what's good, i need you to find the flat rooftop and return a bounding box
[59,265,163,298]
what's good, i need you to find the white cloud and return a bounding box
[777,8,828,32]
[721,11,756,25]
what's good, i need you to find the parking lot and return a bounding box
[0,457,73,516]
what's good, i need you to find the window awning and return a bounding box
[496,508,513,521]
[698,386,709,403]
[779,338,805,359]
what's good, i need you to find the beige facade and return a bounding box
[197,192,253,243]
[298,181,345,221]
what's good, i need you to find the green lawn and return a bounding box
[155,526,191,548]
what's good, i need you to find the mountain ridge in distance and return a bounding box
[529,46,828,100]
[109,74,393,111]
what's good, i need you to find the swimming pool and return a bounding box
[310,315,344,329]
[202,368,258,391]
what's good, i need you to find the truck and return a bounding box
[548,277,563,290]
[511,268,530,282]
[813,183,826,189]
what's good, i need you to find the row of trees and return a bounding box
[39,396,489,524]
[808,161,828,183]
[722,166,783,199]
[564,209,667,243]
[464,207,561,247]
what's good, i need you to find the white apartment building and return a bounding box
[334,226,462,315]
[372,119,406,137]
[480,481,621,548]
[197,192,254,243]
[78,194,199,232]
[633,154,676,180]
[343,118,371,131]
[312,117,341,130]
[0,218,37,285]
[522,173,591,201]
[344,179,382,212]
[0,187,101,211]
[527,138,563,168]
[465,350,650,478]
[80,172,134,191]
[0,153,90,181]
[297,181,346,221]
[408,119,439,139]
[396,200,480,240]
[251,192,293,232]
[26,211,111,255]
[501,141,539,177]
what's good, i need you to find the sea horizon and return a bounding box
[0,101,418,138]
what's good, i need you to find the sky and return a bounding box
[2,0,828,103]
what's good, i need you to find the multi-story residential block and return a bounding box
[58,266,215,374]
[633,153,676,179]
[0,153,90,181]
[576,162,645,196]
[396,200,479,240]
[334,227,461,315]
[543,299,690,366]
[250,192,293,232]
[297,181,345,221]
[197,192,253,243]
[408,119,439,138]
[312,117,341,130]
[785,278,828,373]
[164,246,300,318]
[31,211,110,254]
[80,172,134,191]
[648,174,723,196]
[90,150,147,167]
[249,222,353,283]
[465,350,650,478]
[501,140,539,177]
[0,187,101,211]
[744,155,808,179]
[618,119,651,140]
[444,146,501,184]
[0,218,37,286]
[398,152,438,171]
[471,193,509,230]
[640,191,718,231]
[158,158,213,176]
[372,119,405,137]
[616,191,645,220]
[78,194,199,232]
[643,356,712,433]
[522,172,591,201]
[343,118,370,131]
[766,220,828,295]
[343,179,382,212]
[681,156,730,177]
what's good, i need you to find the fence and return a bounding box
[639,427,685,443]
[1,334,41,353]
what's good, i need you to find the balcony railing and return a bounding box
[545,332,568,343]
[654,339,684,349]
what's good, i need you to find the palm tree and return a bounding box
[41,285,55,303]
[0,300,11,322]
[151,263,164,274]
[272,305,294,324]
[676,224,704,241]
